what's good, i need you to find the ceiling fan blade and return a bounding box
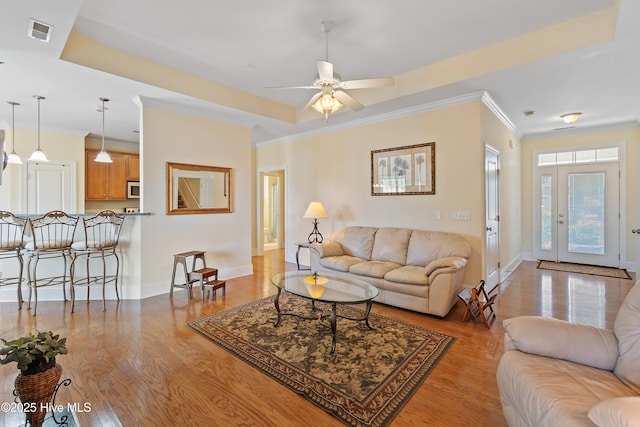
[304,92,323,110]
[334,90,364,112]
[316,60,334,83]
[340,77,395,90]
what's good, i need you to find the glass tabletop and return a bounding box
[271,271,378,304]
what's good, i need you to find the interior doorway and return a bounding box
[261,170,284,252]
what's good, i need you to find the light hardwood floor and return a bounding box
[0,251,635,426]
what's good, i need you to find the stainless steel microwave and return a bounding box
[127,181,140,199]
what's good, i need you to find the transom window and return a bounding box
[537,147,619,166]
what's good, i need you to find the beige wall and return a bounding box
[521,127,639,267]
[138,105,253,298]
[256,101,507,284]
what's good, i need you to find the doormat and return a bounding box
[537,261,632,279]
[187,294,455,427]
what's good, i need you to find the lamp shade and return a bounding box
[94,149,113,163]
[303,202,328,219]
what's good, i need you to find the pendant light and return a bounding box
[28,95,48,162]
[94,97,112,163]
[6,101,23,164]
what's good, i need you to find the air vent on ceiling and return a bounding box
[28,19,53,42]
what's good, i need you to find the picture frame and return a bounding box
[371,142,435,196]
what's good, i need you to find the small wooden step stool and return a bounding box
[170,251,225,300]
[191,267,226,300]
[457,280,496,329]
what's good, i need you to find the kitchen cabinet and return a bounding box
[85,149,127,200]
[126,154,140,181]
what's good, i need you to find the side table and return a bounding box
[295,242,311,270]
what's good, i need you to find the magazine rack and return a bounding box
[457,280,496,328]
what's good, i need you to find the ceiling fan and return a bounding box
[270,21,395,120]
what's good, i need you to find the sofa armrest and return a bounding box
[589,397,640,427]
[309,242,344,258]
[503,316,619,370]
[425,256,468,278]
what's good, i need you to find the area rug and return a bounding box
[187,294,455,426]
[537,260,632,279]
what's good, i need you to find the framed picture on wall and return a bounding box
[371,142,435,196]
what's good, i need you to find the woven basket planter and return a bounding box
[15,362,62,427]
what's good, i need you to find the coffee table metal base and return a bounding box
[273,288,374,354]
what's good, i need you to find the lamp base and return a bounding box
[308,219,323,244]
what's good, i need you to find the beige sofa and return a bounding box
[497,280,640,427]
[309,226,471,316]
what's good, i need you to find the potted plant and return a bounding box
[1,331,68,427]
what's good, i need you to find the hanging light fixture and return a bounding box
[28,95,48,162]
[6,101,23,164]
[94,97,113,163]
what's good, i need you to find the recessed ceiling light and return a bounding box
[560,112,582,124]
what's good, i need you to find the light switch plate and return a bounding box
[453,210,471,220]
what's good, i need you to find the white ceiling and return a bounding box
[1,0,638,146]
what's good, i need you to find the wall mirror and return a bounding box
[167,162,232,214]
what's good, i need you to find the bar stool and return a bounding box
[25,211,79,316]
[0,211,29,309]
[70,210,124,312]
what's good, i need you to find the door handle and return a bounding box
[558,220,564,224]
[633,229,640,234]
[486,227,493,231]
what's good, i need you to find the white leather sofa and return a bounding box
[309,226,471,316]
[497,280,640,427]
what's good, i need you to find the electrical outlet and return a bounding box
[453,211,471,220]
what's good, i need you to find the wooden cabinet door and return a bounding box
[85,150,108,199]
[107,153,127,199]
[126,154,140,181]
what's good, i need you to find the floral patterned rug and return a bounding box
[187,294,455,427]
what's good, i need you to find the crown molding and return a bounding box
[480,92,517,135]
[256,91,490,147]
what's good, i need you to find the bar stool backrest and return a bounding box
[80,210,125,250]
[27,211,79,251]
[0,211,28,251]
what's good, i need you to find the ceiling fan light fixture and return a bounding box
[312,92,343,115]
[560,112,582,123]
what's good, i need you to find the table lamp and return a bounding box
[303,201,328,243]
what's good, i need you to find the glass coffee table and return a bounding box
[271,271,379,353]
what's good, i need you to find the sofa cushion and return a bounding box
[334,227,377,260]
[384,265,429,286]
[406,230,471,266]
[588,397,640,427]
[349,261,401,279]
[613,281,640,393]
[503,316,619,371]
[370,227,412,265]
[319,256,366,272]
[497,351,635,427]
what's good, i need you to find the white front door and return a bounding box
[485,146,500,291]
[26,161,76,213]
[536,162,620,267]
